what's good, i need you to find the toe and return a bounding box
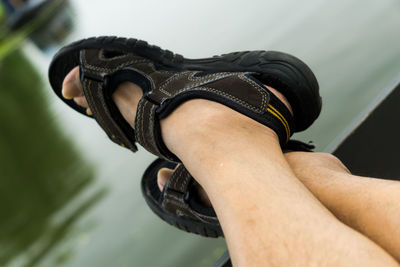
[157,167,174,191]
[62,66,83,99]
[73,95,89,108]
[156,165,212,207]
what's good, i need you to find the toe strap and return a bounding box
[79,48,150,152]
[161,164,219,225]
[134,97,167,158]
[81,75,138,152]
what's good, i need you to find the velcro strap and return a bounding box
[142,72,274,160]
[79,49,151,152]
[154,72,293,147]
[162,165,219,224]
[81,78,137,151]
[134,97,164,158]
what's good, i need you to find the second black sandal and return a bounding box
[141,140,315,238]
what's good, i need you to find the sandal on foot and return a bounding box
[49,37,321,158]
[141,140,314,238]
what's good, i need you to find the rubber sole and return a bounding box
[49,36,321,131]
[141,158,223,238]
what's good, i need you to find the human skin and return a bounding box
[157,151,400,262]
[62,67,399,266]
[285,152,400,262]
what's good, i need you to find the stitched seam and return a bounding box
[85,80,111,134]
[158,72,188,96]
[158,73,266,113]
[238,74,268,110]
[134,99,143,142]
[95,82,131,146]
[135,98,149,149]
[147,104,159,155]
[84,80,133,147]
[187,71,234,82]
[82,50,157,94]
[158,71,237,97]
[140,100,149,150]
[178,86,263,113]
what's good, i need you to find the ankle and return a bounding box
[160,99,280,158]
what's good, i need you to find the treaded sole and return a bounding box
[49,36,321,131]
[141,159,223,238]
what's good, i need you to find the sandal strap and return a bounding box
[134,97,164,158]
[79,48,295,161]
[80,49,150,152]
[162,164,219,224]
[136,71,294,161]
[81,78,137,151]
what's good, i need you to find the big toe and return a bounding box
[62,66,83,100]
[157,167,174,191]
[156,165,212,207]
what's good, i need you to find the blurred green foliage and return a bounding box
[0,4,4,23]
[0,49,97,266]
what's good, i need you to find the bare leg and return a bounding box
[162,102,398,266]
[286,152,400,262]
[62,67,398,266]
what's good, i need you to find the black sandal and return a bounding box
[48,36,321,236]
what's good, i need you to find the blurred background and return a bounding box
[0,0,399,266]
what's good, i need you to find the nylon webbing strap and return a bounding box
[265,92,294,143]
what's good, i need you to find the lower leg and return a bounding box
[161,100,398,266]
[286,152,400,262]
